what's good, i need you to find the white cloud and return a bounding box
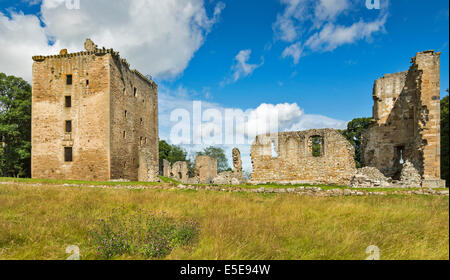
[313,0,351,28]
[220,49,263,86]
[273,13,298,42]
[273,0,389,64]
[232,49,263,82]
[0,0,225,81]
[0,12,61,81]
[158,84,347,171]
[305,16,387,51]
[282,42,303,64]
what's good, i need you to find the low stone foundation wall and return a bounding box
[2,181,448,197]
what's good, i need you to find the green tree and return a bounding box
[159,140,195,177]
[0,73,32,178]
[168,145,188,164]
[340,117,373,168]
[196,146,230,173]
[441,91,449,187]
[158,140,172,162]
[158,140,187,164]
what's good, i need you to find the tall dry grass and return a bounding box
[0,184,448,260]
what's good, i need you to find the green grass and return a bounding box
[0,182,448,260]
[2,177,446,193]
[0,176,172,187]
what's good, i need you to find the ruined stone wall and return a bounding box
[109,55,159,181]
[250,129,356,185]
[361,51,444,187]
[159,159,171,177]
[31,52,111,180]
[195,156,218,184]
[171,161,189,182]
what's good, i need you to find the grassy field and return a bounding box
[0,182,448,260]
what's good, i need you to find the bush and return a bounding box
[89,209,199,259]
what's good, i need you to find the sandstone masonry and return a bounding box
[250,129,356,185]
[195,156,218,184]
[361,50,445,188]
[31,39,159,181]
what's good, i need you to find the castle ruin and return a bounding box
[361,51,445,188]
[250,129,356,186]
[31,39,159,181]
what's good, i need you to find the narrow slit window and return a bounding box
[65,96,72,108]
[396,146,405,164]
[125,110,128,118]
[64,147,73,162]
[66,74,72,85]
[86,80,89,86]
[134,87,137,97]
[123,131,126,139]
[65,120,72,133]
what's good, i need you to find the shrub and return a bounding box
[89,209,199,259]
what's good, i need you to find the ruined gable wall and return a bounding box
[109,56,159,181]
[361,51,442,186]
[250,129,356,185]
[31,53,111,180]
[361,69,419,177]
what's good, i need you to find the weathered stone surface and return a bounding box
[351,161,427,188]
[250,129,356,185]
[138,147,159,182]
[400,160,422,188]
[4,181,448,197]
[212,171,233,185]
[232,148,243,176]
[159,159,171,178]
[211,148,246,185]
[171,161,189,182]
[195,156,217,184]
[361,51,445,187]
[84,38,98,52]
[31,39,159,181]
[350,167,391,188]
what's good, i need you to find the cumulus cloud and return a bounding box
[0,0,225,81]
[273,0,389,64]
[0,12,61,81]
[159,84,347,171]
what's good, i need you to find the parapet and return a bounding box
[32,38,156,88]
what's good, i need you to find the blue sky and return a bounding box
[170,0,449,120]
[1,0,449,170]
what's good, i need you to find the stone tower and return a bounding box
[361,50,444,188]
[31,39,159,182]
